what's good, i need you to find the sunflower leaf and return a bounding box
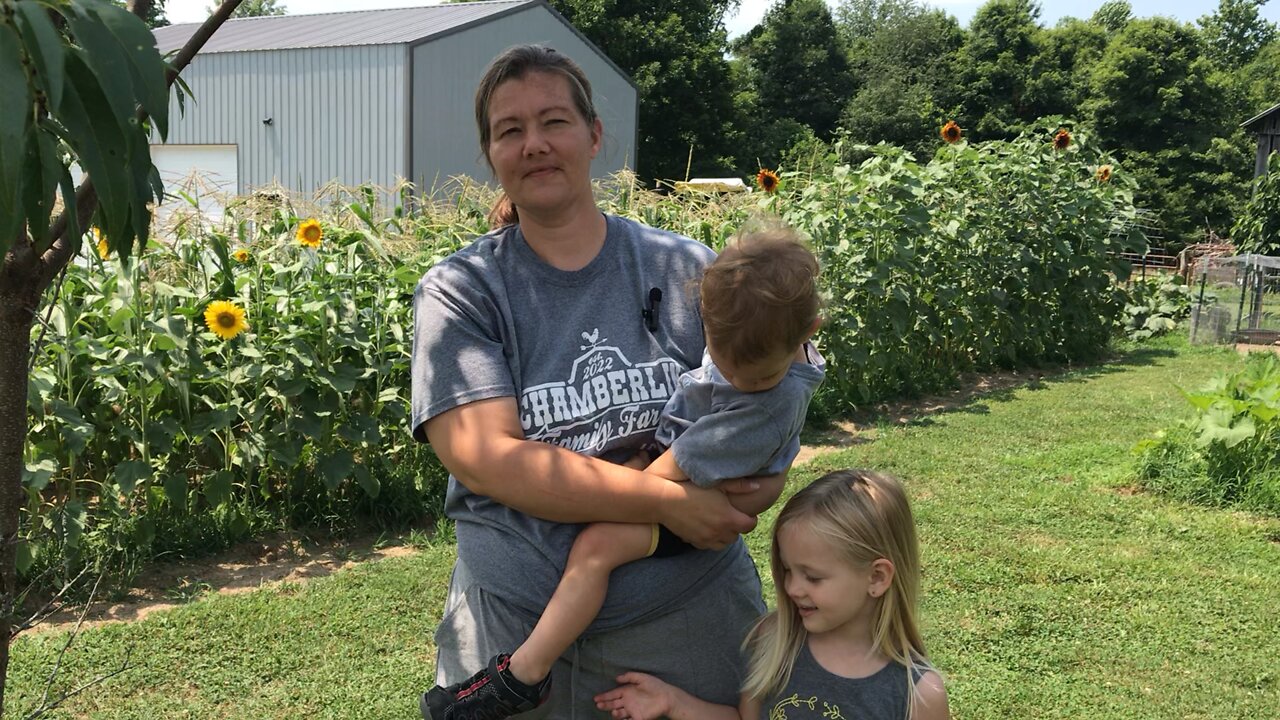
[23,459,58,492]
[163,473,189,509]
[354,464,379,499]
[317,448,354,491]
[113,459,151,496]
[204,470,233,507]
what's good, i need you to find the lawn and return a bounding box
[9,335,1279,719]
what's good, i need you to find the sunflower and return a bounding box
[756,168,780,193]
[1096,164,1113,183]
[93,228,109,260]
[1053,129,1072,150]
[296,219,323,248]
[204,300,249,341]
[940,120,962,144]
[232,248,251,263]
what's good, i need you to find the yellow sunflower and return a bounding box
[204,300,249,341]
[940,120,962,144]
[93,228,109,260]
[756,168,780,193]
[1096,164,1113,183]
[1053,129,1072,151]
[232,248,251,263]
[296,219,323,248]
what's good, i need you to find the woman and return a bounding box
[411,45,787,719]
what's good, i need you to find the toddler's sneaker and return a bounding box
[420,653,551,720]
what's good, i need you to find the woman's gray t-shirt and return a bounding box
[411,214,753,632]
[762,644,923,720]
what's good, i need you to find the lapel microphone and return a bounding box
[642,287,663,332]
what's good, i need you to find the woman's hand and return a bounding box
[594,672,674,720]
[658,481,757,550]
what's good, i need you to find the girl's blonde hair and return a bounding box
[742,469,932,718]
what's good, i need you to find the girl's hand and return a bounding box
[593,672,674,720]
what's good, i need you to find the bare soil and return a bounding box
[27,365,1052,637]
[25,533,417,636]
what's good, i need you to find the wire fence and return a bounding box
[1189,254,1280,346]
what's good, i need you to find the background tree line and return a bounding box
[130,0,1279,248]
[551,0,1278,249]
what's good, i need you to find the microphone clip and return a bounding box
[642,287,663,333]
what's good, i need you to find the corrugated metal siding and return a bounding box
[153,1,533,54]
[410,5,637,193]
[162,45,406,195]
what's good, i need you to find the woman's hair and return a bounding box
[474,45,598,228]
[700,227,821,365]
[742,469,931,717]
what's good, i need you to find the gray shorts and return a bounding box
[433,551,766,719]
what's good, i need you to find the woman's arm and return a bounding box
[423,397,758,549]
[593,672,746,720]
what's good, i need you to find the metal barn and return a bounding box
[150,0,638,208]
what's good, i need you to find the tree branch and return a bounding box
[37,0,246,292]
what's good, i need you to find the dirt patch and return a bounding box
[24,533,419,636]
[1235,342,1280,356]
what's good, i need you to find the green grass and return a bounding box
[10,335,1280,719]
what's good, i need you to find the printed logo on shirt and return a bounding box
[519,328,682,453]
[769,694,844,719]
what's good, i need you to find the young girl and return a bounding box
[592,469,950,720]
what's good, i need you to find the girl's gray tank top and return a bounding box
[760,643,923,720]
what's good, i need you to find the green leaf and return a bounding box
[1195,406,1256,448]
[22,459,57,491]
[354,464,380,499]
[204,470,234,507]
[57,52,128,243]
[63,3,142,145]
[24,127,66,252]
[317,448,354,491]
[15,540,34,576]
[107,303,136,333]
[145,417,181,455]
[340,413,381,446]
[276,376,310,397]
[163,473,189,508]
[87,0,168,139]
[268,435,305,467]
[0,23,31,253]
[113,459,151,496]
[294,413,324,439]
[54,500,87,548]
[188,409,233,436]
[14,2,64,109]
[134,516,155,545]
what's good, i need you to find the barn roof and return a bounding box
[153,0,538,54]
[1242,101,1280,133]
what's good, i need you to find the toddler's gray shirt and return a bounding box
[655,344,825,488]
[411,214,754,632]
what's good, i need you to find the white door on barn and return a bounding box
[149,144,238,230]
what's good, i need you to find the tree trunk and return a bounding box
[0,278,37,715]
